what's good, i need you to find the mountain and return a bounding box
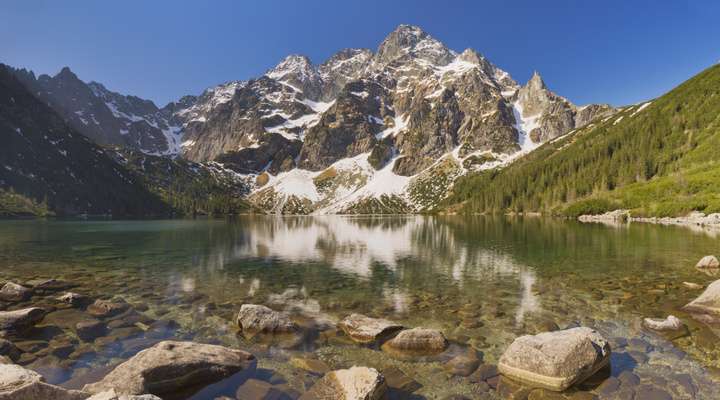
[176,24,614,214]
[1,64,254,217]
[6,24,615,215]
[11,66,184,155]
[0,63,169,216]
[447,64,720,218]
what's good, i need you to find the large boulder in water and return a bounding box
[0,364,87,400]
[683,278,720,316]
[338,314,403,344]
[0,282,31,302]
[381,328,448,356]
[696,255,720,269]
[83,341,257,397]
[236,304,297,334]
[0,308,45,336]
[498,327,611,391]
[299,366,386,400]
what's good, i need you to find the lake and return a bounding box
[0,216,718,399]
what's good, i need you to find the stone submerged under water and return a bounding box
[382,327,448,356]
[337,313,404,344]
[498,327,611,391]
[236,304,297,334]
[83,340,257,397]
[299,366,386,400]
[642,315,683,331]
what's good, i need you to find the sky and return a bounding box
[2,0,718,107]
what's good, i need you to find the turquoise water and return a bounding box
[0,216,718,398]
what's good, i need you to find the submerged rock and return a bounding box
[83,340,256,396]
[642,315,683,331]
[0,339,20,362]
[696,255,719,269]
[0,282,31,302]
[75,319,107,341]
[444,350,481,377]
[682,282,703,290]
[382,328,448,356]
[498,327,611,391]
[87,299,131,318]
[28,279,75,294]
[236,304,297,334]
[0,308,45,336]
[338,314,403,344]
[683,278,720,316]
[300,366,386,400]
[58,292,91,308]
[0,364,87,400]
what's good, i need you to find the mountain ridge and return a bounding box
[5,24,618,215]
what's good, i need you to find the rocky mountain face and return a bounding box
[11,67,184,155]
[184,24,614,213]
[0,64,169,216]
[514,72,615,143]
[7,24,616,215]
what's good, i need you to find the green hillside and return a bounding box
[447,64,720,217]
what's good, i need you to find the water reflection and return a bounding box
[2,216,720,398]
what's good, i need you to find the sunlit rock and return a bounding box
[0,308,45,336]
[498,327,611,391]
[696,255,719,269]
[0,282,31,302]
[683,278,720,316]
[300,366,386,400]
[338,313,403,344]
[83,341,256,396]
[0,364,87,400]
[382,328,448,356]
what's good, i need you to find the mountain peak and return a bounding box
[56,66,78,80]
[266,54,316,81]
[528,71,546,90]
[376,24,454,66]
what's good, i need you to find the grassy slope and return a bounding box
[446,64,720,217]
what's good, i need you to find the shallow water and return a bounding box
[0,215,719,399]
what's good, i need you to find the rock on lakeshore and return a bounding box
[696,255,720,269]
[83,341,257,397]
[338,314,404,344]
[299,366,386,400]
[236,304,297,334]
[382,328,448,356]
[498,327,611,391]
[0,364,87,400]
[0,308,45,336]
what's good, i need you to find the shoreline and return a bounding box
[579,210,720,233]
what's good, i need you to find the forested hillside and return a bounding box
[447,64,720,217]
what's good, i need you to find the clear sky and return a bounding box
[2,0,718,107]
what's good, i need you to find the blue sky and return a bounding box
[2,0,718,107]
